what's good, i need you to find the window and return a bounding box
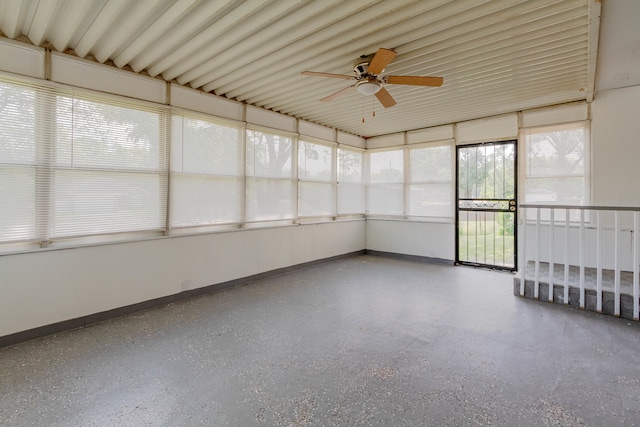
[171,113,243,228]
[245,129,294,221]
[522,123,589,206]
[408,142,453,218]
[298,139,335,217]
[0,80,37,243]
[55,94,166,238]
[0,77,167,249]
[367,148,404,215]
[337,147,365,215]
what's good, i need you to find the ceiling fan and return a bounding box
[301,48,443,108]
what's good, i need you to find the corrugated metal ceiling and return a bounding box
[0,0,597,137]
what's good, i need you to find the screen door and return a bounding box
[456,140,517,270]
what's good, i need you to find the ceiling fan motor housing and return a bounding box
[353,54,375,78]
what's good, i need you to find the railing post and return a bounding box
[535,208,541,299]
[564,208,570,305]
[634,212,639,321]
[579,209,585,309]
[519,207,526,296]
[548,208,554,302]
[614,211,621,317]
[596,211,602,313]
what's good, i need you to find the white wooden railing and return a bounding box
[518,204,640,320]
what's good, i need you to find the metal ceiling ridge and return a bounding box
[320,76,587,114]
[231,28,589,105]
[229,7,584,97]
[156,0,346,81]
[302,84,586,131]
[263,62,587,116]
[192,0,445,92]
[200,0,543,95]
[395,1,585,58]
[380,23,587,80]
[160,0,307,83]
[253,47,587,110]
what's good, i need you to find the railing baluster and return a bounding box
[535,207,541,299]
[614,211,621,317]
[518,203,640,321]
[519,207,526,297]
[579,209,585,309]
[548,208,554,302]
[596,211,602,313]
[564,208,570,305]
[634,212,639,321]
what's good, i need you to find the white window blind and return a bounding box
[409,143,453,218]
[522,123,589,206]
[298,140,335,217]
[337,147,365,215]
[0,80,37,243]
[54,92,166,238]
[171,113,243,227]
[367,149,404,215]
[246,129,294,221]
[0,76,167,248]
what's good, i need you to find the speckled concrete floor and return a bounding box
[1,254,640,426]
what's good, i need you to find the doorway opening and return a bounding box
[456,140,517,270]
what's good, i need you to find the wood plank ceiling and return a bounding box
[0,0,597,137]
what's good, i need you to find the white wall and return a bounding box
[366,220,455,261]
[522,223,634,271]
[0,221,365,337]
[591,85,640,207]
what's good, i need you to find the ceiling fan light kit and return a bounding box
[356,79,382,95]
[302,48,443,109]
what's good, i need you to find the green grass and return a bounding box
[458,220,515,267]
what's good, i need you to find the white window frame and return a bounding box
[297,137,336,219]
[0,77,41,248]
[407,139,455,221]
[245,126,297,224]
[519,121,591,222]
[52,90,168,241]
[0,75,169,251]
[169,109,245,231]
[366,146,405,217]
[337,145,365,217]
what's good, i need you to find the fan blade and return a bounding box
[302,71,354,80]
[375,87,397,108]
[386,75,443,87]
[320,85,355,102]
[368,48,397,75]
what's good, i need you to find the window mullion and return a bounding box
[293,131,299,221]
[35,89,55,247]
[241,118,247,226]
[163,107,171,236]
[403,142,409,217]
[330,138,338,218]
